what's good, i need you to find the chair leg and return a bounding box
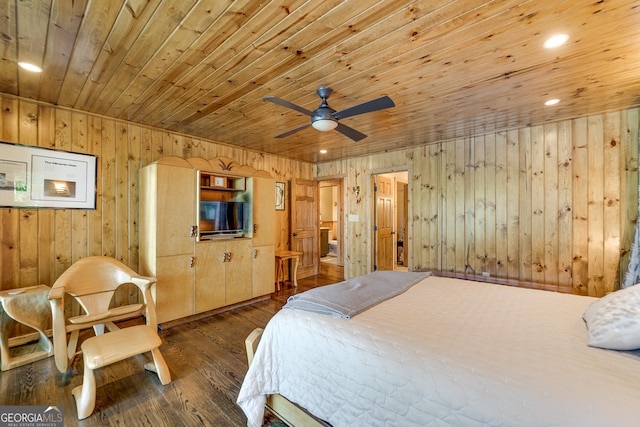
[146,348,171,385]
[72,364,97,420]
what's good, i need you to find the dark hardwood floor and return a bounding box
[0,264,343,427]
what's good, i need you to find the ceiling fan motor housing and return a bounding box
[313,86,337,125]
[312,103,336,122]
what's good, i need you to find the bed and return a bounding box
[237,272,640,427]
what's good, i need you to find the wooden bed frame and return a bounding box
[244,328,328,427]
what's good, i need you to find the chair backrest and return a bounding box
[51,256,143,318]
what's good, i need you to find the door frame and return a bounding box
[367,166,412,273]
[318,179,344,264]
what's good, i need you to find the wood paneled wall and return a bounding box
[316,108,639,297]
[2,93,637,299]
[0,95,313,293]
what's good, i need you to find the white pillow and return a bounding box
[583,285,640,350]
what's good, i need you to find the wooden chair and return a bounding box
[49,256,171,419]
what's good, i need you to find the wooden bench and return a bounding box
[72,325,171,419]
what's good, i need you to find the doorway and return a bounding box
[318,179,344,278]
[372,171,409,272]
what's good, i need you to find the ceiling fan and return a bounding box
[263,86,395,141]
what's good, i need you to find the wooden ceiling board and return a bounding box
[2,0,640,163]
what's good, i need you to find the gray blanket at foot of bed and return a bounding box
[283,270,430,319]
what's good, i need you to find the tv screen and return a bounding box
[200,201,247,235]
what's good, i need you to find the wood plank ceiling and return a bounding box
[1,0,639,163]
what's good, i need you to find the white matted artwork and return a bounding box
[275,182,285,210]
[0,141,97,209]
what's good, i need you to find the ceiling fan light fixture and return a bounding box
[312,119,338,132]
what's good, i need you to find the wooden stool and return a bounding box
[0,285,53,371]
[72,325,171,419]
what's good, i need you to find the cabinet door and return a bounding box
[194,241,226,313]
[155,254,194,324]
[253,245,275,297]
[251,177,276,247]
[157,165,196,257]
[225,239,253,305]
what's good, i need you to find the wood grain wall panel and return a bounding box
[18,101,39,286]
[543,124,559,285]
[454,138,466,276]
[518,128,533,284]
[484,133,497,276]
[572,117,589,295]
[354,159,370,272]
[442,140,456,273]
[587,116,605,297]
[88,116,103,259]
[506,129,520,279]
[530,126,545,284]
[0,99,19,289]
[603,113,622,295]
[128,123,142,266]
[115,122,130,264]
[410,146,428,271]
[316,107,639,297]
[474,135,486,276]
[557,121,573,288]
[429,143,441,271]
[464,138,476,275]
[101,118,117,260]
[0,95,313,315]
[494,131,508,278]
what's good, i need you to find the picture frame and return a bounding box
[0,141,97,209]
[275,181,285,211]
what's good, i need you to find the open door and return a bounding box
[375,175,394,271]
[290,178,319,279]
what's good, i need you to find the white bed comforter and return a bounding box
[237,276,640,427]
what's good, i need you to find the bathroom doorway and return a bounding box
[372,171,408,272]
[318,179,344,275]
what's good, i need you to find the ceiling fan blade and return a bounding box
[263,96,313,116]
[335,123,367,142]
[274,122,312,138]
[332,95,395,120]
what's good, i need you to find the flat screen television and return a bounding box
[199,201,247,237]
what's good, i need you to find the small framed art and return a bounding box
[275,182,285,210]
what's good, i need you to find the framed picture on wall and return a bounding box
[275,181,285,210]
[0,141,97,209]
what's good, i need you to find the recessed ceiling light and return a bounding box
[545,99,560,106]
[543,34,569,49]
[319,149,327,154]
[18,62,43,73]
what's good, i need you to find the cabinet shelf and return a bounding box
[201,185,243,192]
[199,173,245,191]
